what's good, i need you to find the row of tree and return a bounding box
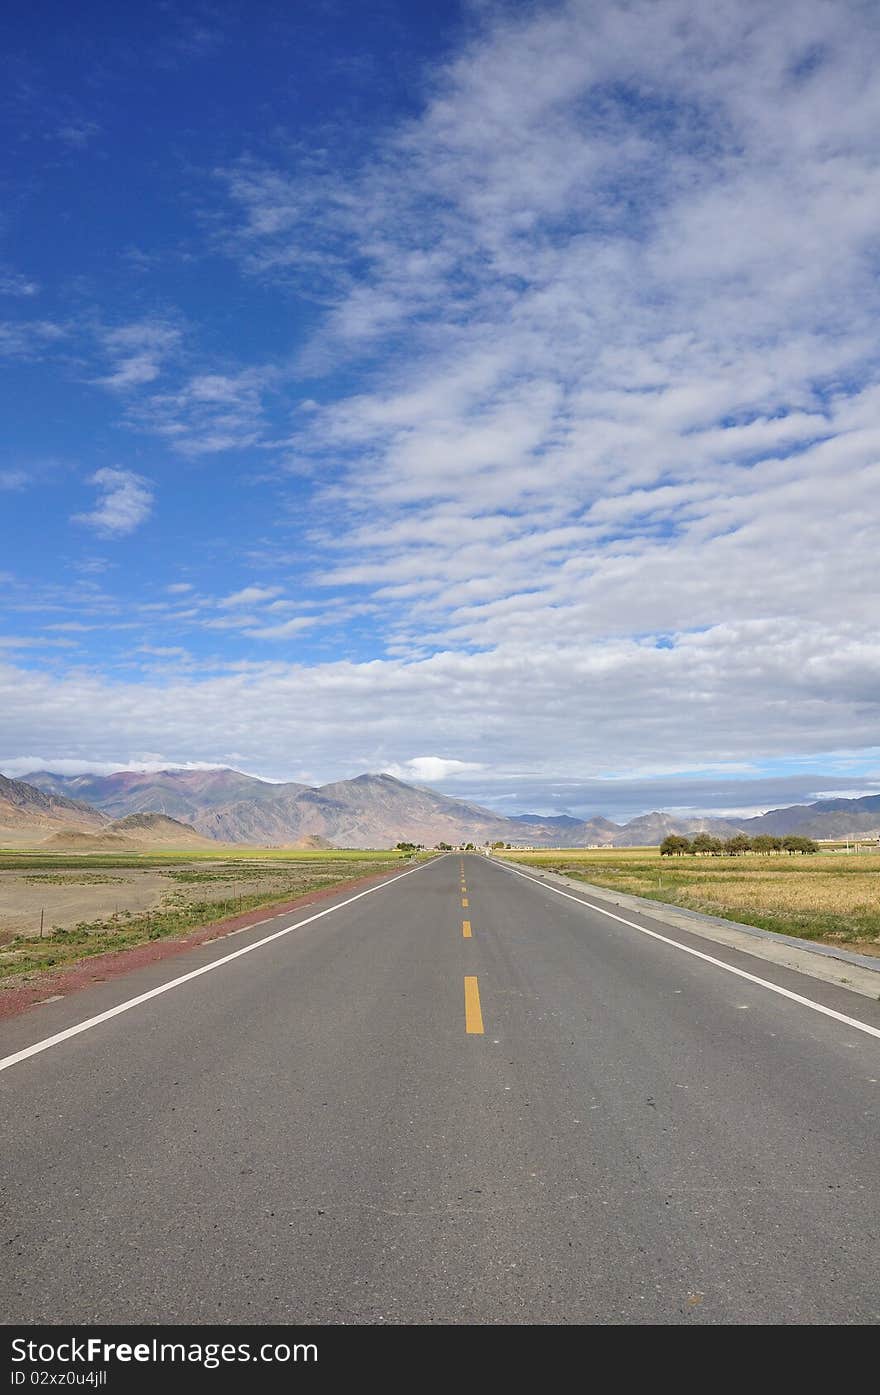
[660,833,819,857]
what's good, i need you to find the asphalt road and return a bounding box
[1,853,878,1325]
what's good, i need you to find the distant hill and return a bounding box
[12,767,880,848]
[742,794,880,839]
[39,813,218,852]
[606,812,747,847]
[0,772,108,847]
[576,817,620,845]
[512,813,585,829]
[23,768,301,823]
[518,810,750,847]
[39,830,145,852]
[106,813,218,846]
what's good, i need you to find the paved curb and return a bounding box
[494,857,880,1001]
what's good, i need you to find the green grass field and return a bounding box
[0,846,403,870]
[498,847,880,949]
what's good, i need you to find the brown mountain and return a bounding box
[16,768,880,848]
[0,773,109,847]
[34,771,735,848]
[23,768,570,847]
[579,816,628,846]
[198,786,333,844]
[742,794,880,839]
[108,813,217,846]
[609,812,747,847]
[198,774,535,847]
[38,813,217,853]
[22,768,300,823]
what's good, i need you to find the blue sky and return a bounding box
[2,0,879,821]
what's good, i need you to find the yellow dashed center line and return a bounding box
[461,896,469,908]
[464,976,484,1034]
[462,919,472,938]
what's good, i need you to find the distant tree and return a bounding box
[782,835,819,855]
[691,832,722,856]
[724,834,753,856]
[464,843,475,851]
[435,841,452,851]
[395,841,417,853]
[660,834,691,857]
[752,834,782,854]
[491,840,505,849]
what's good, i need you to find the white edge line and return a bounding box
[500,862,880,1042]
[0,856,442,1076]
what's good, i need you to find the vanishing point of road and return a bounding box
[1,853,878,1324]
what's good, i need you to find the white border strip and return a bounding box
[500,863,880,1042]
[0,858,436,1076]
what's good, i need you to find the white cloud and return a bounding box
[73,468,154,537]
[383,756,486,783]
[202,614,261,630]
[244,617,317,640]
[0,636,76,649]
[96,321,182,391]
[219,585,283,607]
[0,469,29,490]
[72,558,114,575]
[127,367,276,454]
[56,120,100,148]
[1,756,228,779]
[1,618,878,795]
[5,2,880,819]
[207,0,880,697]
[0,320,65,358]
[0,272,38,297]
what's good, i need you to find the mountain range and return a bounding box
[2,767,877,849]
[0,772,108,845]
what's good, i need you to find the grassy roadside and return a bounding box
[0,852,428,981]
[498,848,880,950]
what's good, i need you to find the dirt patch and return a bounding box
[0,868,171,937]
[0,863,352,940]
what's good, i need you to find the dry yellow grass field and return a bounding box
[498,848,880,949]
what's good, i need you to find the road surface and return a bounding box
[1,853,878,1324]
